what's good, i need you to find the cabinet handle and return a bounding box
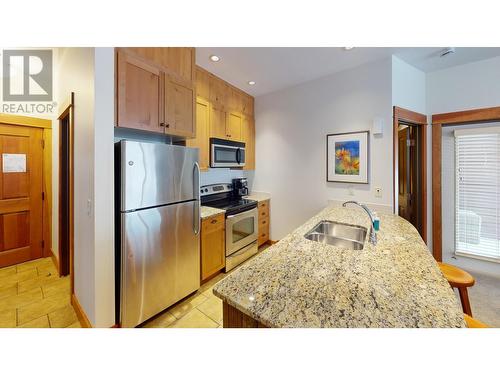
[211,219,217,224]
[160,122,165,127]
[227,134,231,137]
[262,220,267,224]
[166,123,170,128]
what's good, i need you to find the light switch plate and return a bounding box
[375,187,382,198]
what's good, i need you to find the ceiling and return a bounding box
[195,47,500,97]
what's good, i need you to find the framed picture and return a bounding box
[327,131,369,184]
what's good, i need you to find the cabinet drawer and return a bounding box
[202,213,225,233]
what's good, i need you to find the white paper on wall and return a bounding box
[2,153,27,173]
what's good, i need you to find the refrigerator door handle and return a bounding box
[193,162,201,235]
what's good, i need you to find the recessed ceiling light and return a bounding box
[209,55,220,62]
[343,47,355,51]
[248,81,256,85]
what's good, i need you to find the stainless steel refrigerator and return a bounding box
[116,140,200,328]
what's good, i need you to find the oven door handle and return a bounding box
[236,148,241,164]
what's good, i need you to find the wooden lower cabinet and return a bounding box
[223,302,268,328]
[258,200,270,247]
[201,213,225,282]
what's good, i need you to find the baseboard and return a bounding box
[71,293,92,328]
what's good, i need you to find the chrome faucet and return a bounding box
[342,201,377,245]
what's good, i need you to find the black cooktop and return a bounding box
[203,198,257,216]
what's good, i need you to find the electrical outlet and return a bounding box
[374,187,382,198]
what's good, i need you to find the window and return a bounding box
[455,127,500,261]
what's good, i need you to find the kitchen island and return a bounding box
[213,206,466,328]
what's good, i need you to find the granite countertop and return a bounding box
[213,206,466,328]
[201,206,225,219]
[244,192,271,202]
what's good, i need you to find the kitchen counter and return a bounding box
[244,192,271,202]
[213,206,466,328]
[201,206,225,219]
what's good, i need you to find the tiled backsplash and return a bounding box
[201,168,254,188]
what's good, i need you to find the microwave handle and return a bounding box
[236,148,241,164]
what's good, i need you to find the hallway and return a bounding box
[0,257,80,328]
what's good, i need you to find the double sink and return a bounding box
[304,220,368,250]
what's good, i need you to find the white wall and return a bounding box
[55,47,96,323]
[391,56,431,246]
[253,58,393,240]
[426,56,500,276]
[93,48,115,327]
[55,47,115,327]
[391,56,426,114]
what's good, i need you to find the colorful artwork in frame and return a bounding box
[327,131,369,183]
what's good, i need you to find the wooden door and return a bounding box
[210,105,227,139]
[117,50,162,133]
[195,67,210,101]
[0,124,43,267]
[186,97,210,170]
[201,214,225,281]
[209,76,228,109]
[242,116,255,170]
[165,76,195,137]
[398,126,414,222]
[226,112,242,140]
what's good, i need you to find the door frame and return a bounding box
[57,93,75,291]
[393,106,428,243]
[0,113,52,262]
[431,106,500,262]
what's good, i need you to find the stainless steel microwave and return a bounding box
[210,138,246,168]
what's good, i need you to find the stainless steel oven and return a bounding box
[210,138,246,168]
[225,208,258,271]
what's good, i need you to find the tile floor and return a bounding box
[0,257,80,328]
[141,244,272,328]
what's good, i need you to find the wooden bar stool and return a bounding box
[438,262,475,316]
[464,314,489,328]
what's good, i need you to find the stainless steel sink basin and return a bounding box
[304,220,367,250]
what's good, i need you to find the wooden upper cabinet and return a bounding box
[195,67,210,101]
[117,50,161,133]
[242,95,254,116]
[126,47,194,82]
[209,75,228,109]
[164,76,195,137]
[242,115,255,170]
[210,105,226,139]
[186,97,210,170]
[226,112,242,141]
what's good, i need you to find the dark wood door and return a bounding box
[398,126,411,221]
[0,124,43,267]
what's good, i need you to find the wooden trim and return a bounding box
[266,240,278,245]
[0,113,52,129]
[42,128,52,258]
[431,106,500,262]
[394,106,427,125]
[393,106,428,243]
[432,106,500,125]
[71,293,92,328]
[58,93,75,288]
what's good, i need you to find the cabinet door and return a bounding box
[210,105,227,139]
[209,75,228,109]
[242,115,255,170]
[195,67,210,100]
[201,214,225,281]
[165,76,195,137]
[117,50,161,132]
[226,112,242,141]
[186,97,210,170]
[242,94,254,116]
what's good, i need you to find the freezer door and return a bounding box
[121,140,199,211]
[120,201,200,328]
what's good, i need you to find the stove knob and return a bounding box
[205,188,209,192]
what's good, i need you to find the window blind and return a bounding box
[455,127,500,261]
